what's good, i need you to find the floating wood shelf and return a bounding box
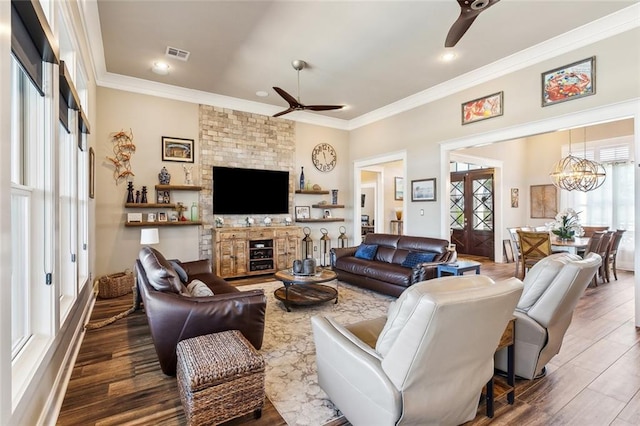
[311,204,344,209]
[295,218,345,223]
[125,203,176,208]
[295,190,329,195]
[155,184,203,191]
[125,221,202,227]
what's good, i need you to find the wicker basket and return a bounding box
[98,270,134,299]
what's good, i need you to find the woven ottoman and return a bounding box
[176,330,265,425]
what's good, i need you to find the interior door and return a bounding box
[450,169,495,259]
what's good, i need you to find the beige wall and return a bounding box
[95,87,199,276]
[348,29,640,239]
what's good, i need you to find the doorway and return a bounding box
[450,168,495,259]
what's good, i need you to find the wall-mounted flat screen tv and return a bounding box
[212,166,290,215]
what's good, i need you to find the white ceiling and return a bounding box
[85,1,639,128]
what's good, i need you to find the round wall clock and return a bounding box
[312,143,337,172]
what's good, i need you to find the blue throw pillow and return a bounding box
[401,251,436,268]
[169,260,189,283]
[355,244,378,260]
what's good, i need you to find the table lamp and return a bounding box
[140,228,159,245]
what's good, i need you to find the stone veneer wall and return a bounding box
[197,105,296,260]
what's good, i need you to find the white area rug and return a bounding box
[242,280,394,426]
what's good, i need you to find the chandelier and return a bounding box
[549,128,606,192]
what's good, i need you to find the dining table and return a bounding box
[551,236,590,256]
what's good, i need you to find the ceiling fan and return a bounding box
[272,60,344,118]
[445,0,500,48]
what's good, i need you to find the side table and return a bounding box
[486,316,516,418]
[436,259,481,277]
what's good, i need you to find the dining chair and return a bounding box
[516,230,552,278]
[596,231,615,284]
[606,229,626,281]
[507,227,522,277]
[582,231,604,286]
[581,226,609,237]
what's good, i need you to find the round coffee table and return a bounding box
[273,268,338,312]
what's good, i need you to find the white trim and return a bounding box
[439,98,640,327]
[80,3,640,131]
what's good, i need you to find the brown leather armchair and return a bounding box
[135,246,266,376]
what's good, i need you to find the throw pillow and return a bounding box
[169,260,189,283]
[355,243,378,260]
[401,251,436,268]
[187,279,214,297]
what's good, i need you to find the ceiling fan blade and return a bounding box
[304,105,344,112]
[273,107,296,118]
[273,87,301,108]
[445,0,500,48]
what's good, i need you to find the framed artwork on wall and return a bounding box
[530,184,557,218]
[541,56,595,107]
[461,91,503,125]
[162,136,194,163]
[510,188,519,208]
[411,178,437,202]
[394,177,404,200]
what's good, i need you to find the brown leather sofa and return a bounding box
[331,233,454,297]
[135,246,266,376]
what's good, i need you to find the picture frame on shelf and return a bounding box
[157,190,170,204]
[541,56,595,107]
[394,176,404,200]
[127,213,142,223]
[323,209,332,219]
[147,213,156,222]
[461,91,503,125]
[295,206,310,220]
[162,136,194,163]
[411,178,437,202]
[158,212,168,222]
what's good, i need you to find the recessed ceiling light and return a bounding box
[440,52,457,62]
[256,90,269,97]
[152,61,170,75]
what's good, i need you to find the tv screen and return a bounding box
[213,166,290,215]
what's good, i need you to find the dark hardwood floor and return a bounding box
[57,259,639,425]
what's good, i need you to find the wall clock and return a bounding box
[312,143,337,172]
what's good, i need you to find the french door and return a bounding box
[450,169,495,259]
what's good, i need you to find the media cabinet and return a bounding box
[213,226,302,278]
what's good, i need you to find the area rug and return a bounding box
[241,280,394,426]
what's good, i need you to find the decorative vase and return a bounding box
[126,181,135,203]
[300,166,305,191]
[302,258,316,275]
[331,189,338,205]
[141,186,148,203]
[292,260,303,274]
[158,167,171,185]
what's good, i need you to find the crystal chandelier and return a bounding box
[549,128,606,192]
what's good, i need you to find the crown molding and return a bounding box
[82,2,639,132]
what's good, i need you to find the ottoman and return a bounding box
[176,330,265,425]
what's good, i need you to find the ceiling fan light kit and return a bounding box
[272,59,345,117]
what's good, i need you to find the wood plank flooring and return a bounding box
[57,259,639,426]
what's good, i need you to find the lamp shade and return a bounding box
[140,228,159,245]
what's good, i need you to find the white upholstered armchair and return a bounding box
[311,275,523,426]
[495,252,601,380]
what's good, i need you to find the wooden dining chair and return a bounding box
[516,230,552,278]
[581,226,610,237]
[583,231,604,286]
[596,231,615,284]
[606,229,626,281]
[507,227,522,277]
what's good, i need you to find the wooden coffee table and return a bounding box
[274,268,338,312]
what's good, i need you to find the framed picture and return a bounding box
[89,147,95,199]
[323,209,332,219]
[530,184,558,218]
[295,206,310,220]
[157,212,168,222]
[394,177,404,200]
[510,188,519,208]
[157,190,170,204]
[411,178,436,202]
[162,136,194,163]
[542,56,595,107]
[147,213,156,222]
[461,91,503,125]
